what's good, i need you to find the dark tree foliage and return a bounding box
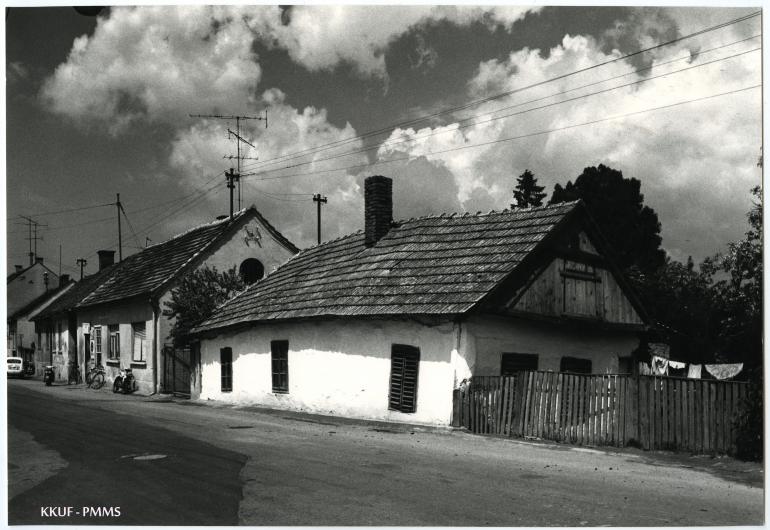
[163,265,245,346]
[701,186,763,367]
[512,169,547,208]
[549,164,666,274]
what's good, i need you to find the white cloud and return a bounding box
[375,28,762,262]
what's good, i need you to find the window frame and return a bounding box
[559,356,592,374]
[220,347,233,393]
[94,326,103,355]
[131,322,146,362]
[270,340,289,393]
[500,352,539,376]
[108,324,120,360]
[388,344,420,414]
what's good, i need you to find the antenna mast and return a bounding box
[189,111,267,210]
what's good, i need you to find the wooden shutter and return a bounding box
[220,347,232,392]
[560,356,592,374]
[271,340,289,393]
[389,345,420,413]
[501,352,539,376]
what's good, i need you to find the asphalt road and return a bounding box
[6,379,764,526]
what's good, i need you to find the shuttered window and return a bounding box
[560,356,592,374]
[132,322,146,362]
[271,340,289,393]
[220,347,232,392]
[389,344,420,413]
[108,324,120,360]
[501,352,539,376]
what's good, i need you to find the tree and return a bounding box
[549,164,666,274]
[511,169,547,209]
[701,186,762,366]
[162,265,245,346]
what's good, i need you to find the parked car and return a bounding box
[7,356,24,378]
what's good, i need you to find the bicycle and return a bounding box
[67,362,83,385]
[85,364,106,389]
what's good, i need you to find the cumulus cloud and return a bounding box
[39,5,540,133]
[375,26,761,262]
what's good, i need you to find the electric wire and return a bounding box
[247,84,761,182]
[236,11,760,174]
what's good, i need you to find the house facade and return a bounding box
[192,176,647,426]
[33,207,298,392]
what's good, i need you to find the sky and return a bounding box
[4,4,763,279]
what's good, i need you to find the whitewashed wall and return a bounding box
[199,319,459,426]
[464,314,640,375]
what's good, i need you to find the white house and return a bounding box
[191,176,649,426]
[33,207,298,392]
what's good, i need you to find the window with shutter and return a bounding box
[132,322,146,362]
[220,347,233,392]
[501,352,539,376]
[389,344,420,413]
[560,356,592,374]
[271,340,289,393]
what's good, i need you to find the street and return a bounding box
[7,379,764,526]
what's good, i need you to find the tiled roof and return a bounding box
[193,201,580,333]
[34,207,297,316]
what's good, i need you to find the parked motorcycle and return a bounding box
[43,365,54,386]
[112,367,137,394]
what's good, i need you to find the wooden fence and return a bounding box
[453,372,749,454]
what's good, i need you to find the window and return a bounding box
[132,323,146,362]
[108,324,120,360]
[560,356,592,374]
[271,340,289,393]
[561,262,601,318]
[389,344,420,413]
[94,326,102,362]
[220,347,233,392]
[46,325,53,354]
[239,258,265,284]
[501,352,539,376]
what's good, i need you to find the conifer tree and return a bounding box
[511,169,546,209]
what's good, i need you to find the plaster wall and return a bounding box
[76,300,155,392]
[464,315,640,375]
[199,319,458,426]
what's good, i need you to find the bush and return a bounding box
[733,368,763,461]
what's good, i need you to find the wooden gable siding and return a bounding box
[509,257,642,325]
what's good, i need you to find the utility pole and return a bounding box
[116,193,122,262]
[76,258,87,280]
[59,244,62,277]
[189,112,267,210]
[226,169,237,220]
[313,194,327,245]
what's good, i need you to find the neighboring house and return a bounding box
[191,176,649,426]
[7,258,60,326]
[33,207,298,393]
[7,277,75,376]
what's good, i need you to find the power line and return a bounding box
[246,84,760,182]
[242,46,759,178]
[6,201,114,220]
[236,11,760,175]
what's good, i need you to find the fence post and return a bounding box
[452,388,462,427]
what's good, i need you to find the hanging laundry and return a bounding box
[705,363,743,380]
[687,364,702,379]
[651,355,669,376]
[638,362,651,375]
[668,360,686,370]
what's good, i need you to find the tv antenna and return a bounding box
[189,111,268,210]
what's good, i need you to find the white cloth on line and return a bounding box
[705,363,743,380]
[687,364,702,379]
[638,362,651,375]
[668,360,686,370]
[651,355,669,375]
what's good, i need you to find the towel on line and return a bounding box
[705,363,743,380]
[687,364,702,379]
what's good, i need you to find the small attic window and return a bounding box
[239,258,264,284]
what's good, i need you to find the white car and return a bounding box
[7,356,24,377]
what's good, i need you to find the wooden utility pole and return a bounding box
[76,258,87,280]
[313,194,327,245]
[116,193,122,262]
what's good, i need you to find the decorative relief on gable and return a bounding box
[578,231,599,255]
[243,224,262,247]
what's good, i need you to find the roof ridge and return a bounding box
[144,208,250,250]
[390,200,580,225]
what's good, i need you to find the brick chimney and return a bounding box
[14,265,23,273]
[35,257,44,264]
[364,175,393,247]
[60,274,70,284]
[97,250,115,271]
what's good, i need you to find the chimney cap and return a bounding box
[35,257,44,264]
